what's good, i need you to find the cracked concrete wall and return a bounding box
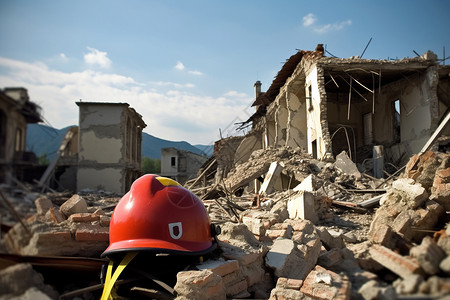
[371,68,439,164]
[305,66,327,159]
[286,90,307,150]
[0,97,28,183]
[275,97,288,147]
[76,102,145,194]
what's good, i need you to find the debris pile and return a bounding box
[0,148,449,299]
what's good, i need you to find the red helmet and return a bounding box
[102,174,216,257]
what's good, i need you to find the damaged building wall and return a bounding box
[160,147,208,184]
[0,88,42,184]
[76,102,146,194]
[246,47,449,173]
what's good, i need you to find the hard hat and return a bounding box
[101,174,217,257]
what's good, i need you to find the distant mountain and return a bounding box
[26,124,213,160]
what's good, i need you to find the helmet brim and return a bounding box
[101,238,216,258]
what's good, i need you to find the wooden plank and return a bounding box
[419,111,450,153]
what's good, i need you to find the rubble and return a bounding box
[1,147,450,299]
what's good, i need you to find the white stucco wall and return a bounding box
[305,67,325,158]
[77,168,123,193]
[161,148,178,177]
[78,130,122,163]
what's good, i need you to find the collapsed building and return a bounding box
[160,147,208,185]
[1,46,450,299]
[0,88,42,185]
[235,45,449,176]
[39,102,147,194]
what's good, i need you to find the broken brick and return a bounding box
[34,197,53,215]
[369,244,423,278]
[46,207,66,224]
[300,265,351,300]
[68,213,100,223]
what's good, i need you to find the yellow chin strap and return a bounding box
[100,252,138,300]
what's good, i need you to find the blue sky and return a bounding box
[0,0,449,144]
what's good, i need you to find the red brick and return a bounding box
[222,271,240,286]
[226,279,247,297]
[277,277,303,290]
[369,244,423,278]
[47,207,66,224]
[205,280,226,299]
[300,265,351,300]
[69,213,100,223]
[370,224,396,249]
[75,226,109,241]
[35,231,72,243]
[266,229,287,240]
[198,259,239,277]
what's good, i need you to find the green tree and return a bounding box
[38,153,50,165]
[141,157,161,174]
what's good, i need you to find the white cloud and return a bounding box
[302,13,317,27]
[0,57,251,144]
[150,81,195,89]
[59,53,68,61]
[174,61,185,70]
[84,47,112,68]
[188,70,203,76]
[302,13,351,34]
[175,61,204,76]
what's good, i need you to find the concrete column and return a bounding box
[373,145,384,178]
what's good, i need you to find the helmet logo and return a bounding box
[169,222,183,240]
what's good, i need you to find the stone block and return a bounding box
[266,237,320,281]
[259,161,284,195]
[335,151,361,179]
[60,194,88,217]
[293,174,320,192]
[197,259,239,277]
[369,245,422,278]
[392,178,428,209]
[300,265,351,300]
[287,190,318,224]
[34,197,53,215]
[265,239,295,276]
[315,226,345,249]
[410,236,446,275]
[242,215,266,237]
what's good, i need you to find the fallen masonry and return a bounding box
[0,148,450,299]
